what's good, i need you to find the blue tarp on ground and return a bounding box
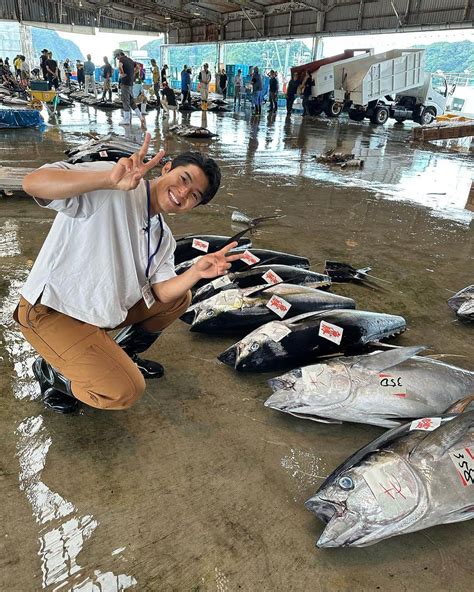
[0,109,44,129]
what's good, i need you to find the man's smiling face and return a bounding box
[152,163,209,214]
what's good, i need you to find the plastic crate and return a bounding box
[30,80,49,91]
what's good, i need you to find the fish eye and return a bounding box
[338,476,354,491]
[249,342,259,352]
[206,309,214,317]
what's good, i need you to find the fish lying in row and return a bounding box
[306,408,474,547]
[266,346,474,428]
[448,285,474,321]
[219,309,406,372]
[182,285,355,334]
[192,265,331,304]
[176,248,310,277]
[168,124,217,138]
[174,234,252,265]
[65,133,148,164]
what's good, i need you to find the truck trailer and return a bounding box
[293,49,448,125]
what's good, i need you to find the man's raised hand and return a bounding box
[108,132,165,191]
[194,241,243,279]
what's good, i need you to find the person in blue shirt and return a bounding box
[83,54,97,97]
[181,64,191,105]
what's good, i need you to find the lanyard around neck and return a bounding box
[145,180,164,280]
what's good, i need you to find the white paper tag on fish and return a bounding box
[318,320,343,345]
[363,460,417,519]
[262,269,283,285]
[241,250,260,266]
[260,322,291,342]
[211,275,233,289]
[449,447,474,487]
[192,238,209,253]
[99,150,108,157]
[266,295,291,318]
[409,417,442,432]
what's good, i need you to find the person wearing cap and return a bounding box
[114,49,146,129]
[16,134,241,414]
[40,49,49,80]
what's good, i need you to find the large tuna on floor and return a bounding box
[266,346,474,428]
[175,248,310,276]
[218,309,406,372]
[448,285,474,321]
[192,265,331,304]
[174,234,252,265]
[183,285,355,334]
[306,409,474,547]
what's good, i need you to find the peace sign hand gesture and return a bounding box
[193,241,243,279]
[108,132,164,191]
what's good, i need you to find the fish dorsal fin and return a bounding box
[410,410,474,462]
[352,346,427,373]
[285,310,330,325]
[217,227,251,250]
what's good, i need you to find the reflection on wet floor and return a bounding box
[0,103,473,591]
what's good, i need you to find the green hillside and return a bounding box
[413,40,473,73]
[31,27,83,61]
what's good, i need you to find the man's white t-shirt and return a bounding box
[21,161,176,328]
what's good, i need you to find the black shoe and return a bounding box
[115,325,164,380]
[131,354,164,379]
[32,357,79,414]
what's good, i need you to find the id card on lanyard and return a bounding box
[142,179,164,308]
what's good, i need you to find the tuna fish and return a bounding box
[218,309,406,372]
[174,233,252,265]
[192,265,331,305]
[183,284,355,334]
[266,346,474,428]
[175,248,310,277]
[448,285,474,321]
[306,409,474,547]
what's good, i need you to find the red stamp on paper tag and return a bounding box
[318,320,343,345]
[410,417,442,432]
[266,295,291,318]
[99,150,108,157]
[241,250,260,265]
[262,269,283,285]
[192,238,210,253]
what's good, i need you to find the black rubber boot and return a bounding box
[32,357,79,414]
[114,325,164,379]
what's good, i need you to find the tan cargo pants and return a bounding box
[14,291,191,410]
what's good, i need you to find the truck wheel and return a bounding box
[349,110,365,122]
[324,100,343,118]
[420,107,436,125]
[370,106,389,125]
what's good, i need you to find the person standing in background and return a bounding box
[83,54,97,97]
[301,70,314,117]
[76,60,85,89]
[268,70,279,113]
[14,55,22,80]
[40,49,49,81]
[63,58,72,88]
[251,66,263,115]
[161,64,168,84]
[45,52,59,90]
[101,56,113,101]
[150,58,160,111]
[219,68,228,100]
[19,55,30,89]
[199,63,211,111]
[286,71,299,115]
[114,49,146,129]
[233,69,242,109]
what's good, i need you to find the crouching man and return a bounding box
[15,133,240,414]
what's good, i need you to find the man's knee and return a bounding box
[77,362,146,410]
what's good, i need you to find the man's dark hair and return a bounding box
[170,152,221,205]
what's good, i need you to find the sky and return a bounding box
[58,27,473,62]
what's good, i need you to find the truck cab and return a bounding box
[395,73,447,124]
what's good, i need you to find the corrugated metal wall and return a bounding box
[0,0,471,38]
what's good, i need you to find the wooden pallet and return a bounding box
[413,121,474,142]
[0,165,34,194]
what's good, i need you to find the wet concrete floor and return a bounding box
[0,103,473,591]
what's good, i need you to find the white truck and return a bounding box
[294,49,448,125]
